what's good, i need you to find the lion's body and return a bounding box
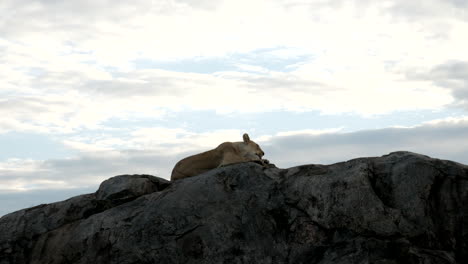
[170,134,266,181]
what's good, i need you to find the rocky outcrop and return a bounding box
[0,152,467,264]
[0,175,170,264]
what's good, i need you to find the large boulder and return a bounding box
[95,174,171,205]
[0,175,169,264]
[0,152,467,263]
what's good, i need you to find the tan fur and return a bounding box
[171,133,266,181]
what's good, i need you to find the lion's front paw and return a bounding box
[262,159,270,164]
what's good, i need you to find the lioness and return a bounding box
[171,133,267,181]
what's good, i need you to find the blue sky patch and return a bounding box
[133,47,312,74]
[0,133,73,161]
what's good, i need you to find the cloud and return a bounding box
[406,60,468,109]
[2,0,467,131]
[0,93,160,134]
[2,0,465,66]
[385,0,468,21]
[80,67,453,115]
[0,58,456,135]
[0,96,79,133]
[430,61,468,107]
[63,128,246,155]
[280,0,468,21]
[3,0,293,65]
[263,117,468,167]
[0,150,175,192]
[177,0,224,10]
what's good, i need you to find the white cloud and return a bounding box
[63,128,247,156]
[1,0,467,130]
[257,128,344,142]
[235,64,270,74]
[79,68,455,115]
[2,0,466,65]
[384,0,468,20]
[0,62,457,135]
[422,115,468,126]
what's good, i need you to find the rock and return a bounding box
[0,174,169,264]
[0,152,467,264]
[96,174,171,205]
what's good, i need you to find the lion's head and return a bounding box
[240,133,265,161]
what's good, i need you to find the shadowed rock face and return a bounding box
[0,152,467,264]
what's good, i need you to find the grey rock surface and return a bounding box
[0,174,169,264]
[96,174,171,205]
[0,152,467,264]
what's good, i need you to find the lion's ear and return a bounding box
[243,133,250,143]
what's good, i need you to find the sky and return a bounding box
[1,0,468,217]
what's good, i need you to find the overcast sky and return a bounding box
[1,0,468,217]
